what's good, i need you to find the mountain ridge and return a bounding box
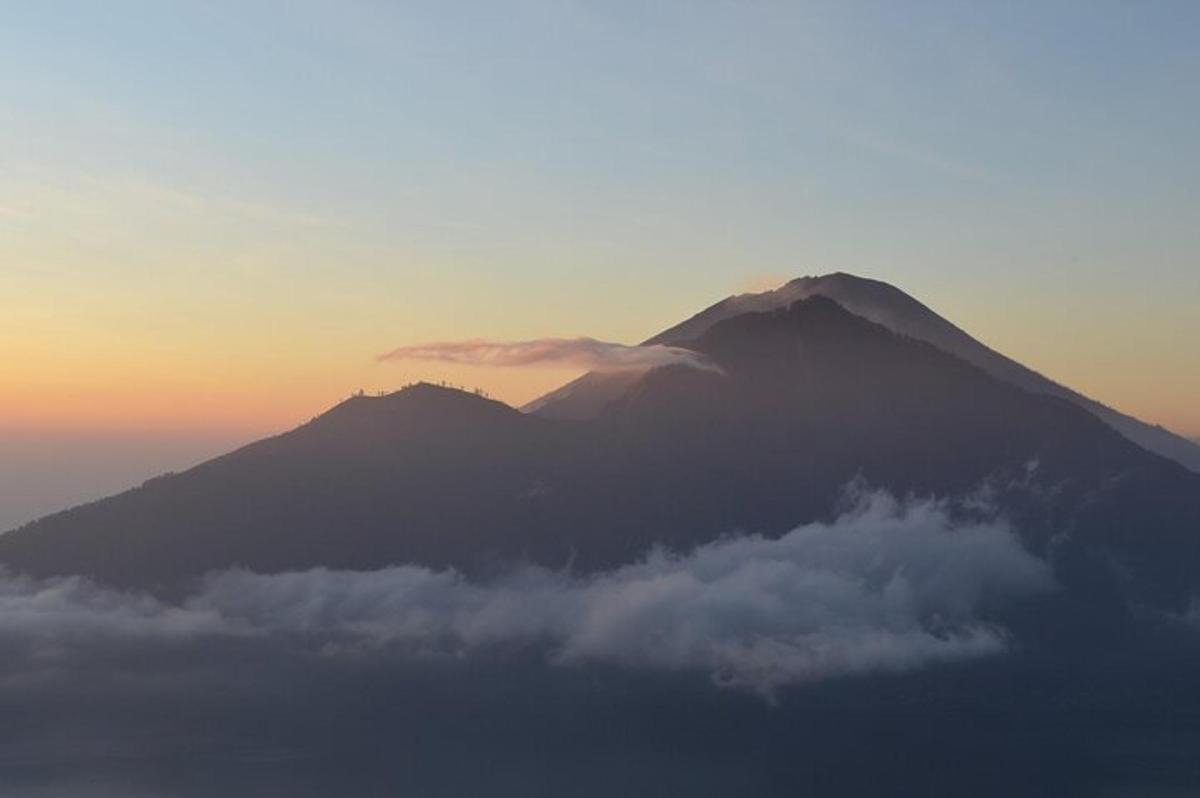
[531,273,1200,472]
[4,296,1198,612]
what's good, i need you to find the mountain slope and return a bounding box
[519,369,644,421]
[0,385,582,587]
[612,298,1200,604]
[531,273,1200,473]
[3,299,1198,609]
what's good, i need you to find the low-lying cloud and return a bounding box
[0,490,1052,694]
[377,337,719,373]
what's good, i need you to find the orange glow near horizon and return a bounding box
[3,272,1199,442]
[5,340,1198,442]
[0,357,589,437]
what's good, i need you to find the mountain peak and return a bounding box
[690,293,921,372]
[538,274,1200,472]
[311,382,518,433]
[643,272,919,348]
[783,271,869,288]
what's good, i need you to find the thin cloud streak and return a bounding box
[377,337,720,373]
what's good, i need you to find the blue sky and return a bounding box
[5,3,1197,307]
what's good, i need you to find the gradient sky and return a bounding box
[2,1,1198,527]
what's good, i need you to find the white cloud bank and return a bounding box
[377,337,719,373]
[0,491,1052,694]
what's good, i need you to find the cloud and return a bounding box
[376,337,720,373]
[0,489,1052,695]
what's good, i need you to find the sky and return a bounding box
[2,1,1198,527]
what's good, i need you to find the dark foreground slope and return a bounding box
[2,298,1199,607]
[534,273,1200,473]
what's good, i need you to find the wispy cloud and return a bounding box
[377,337,720,373]
[0,489,1052,696]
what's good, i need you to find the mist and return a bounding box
[0,489,1052,694]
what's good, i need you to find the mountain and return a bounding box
[529,273,1200,473]
[3,296,1199,611]
[520,369,644,421]
[0,384,577,587]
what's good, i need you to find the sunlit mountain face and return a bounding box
[2,277,1200,795]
